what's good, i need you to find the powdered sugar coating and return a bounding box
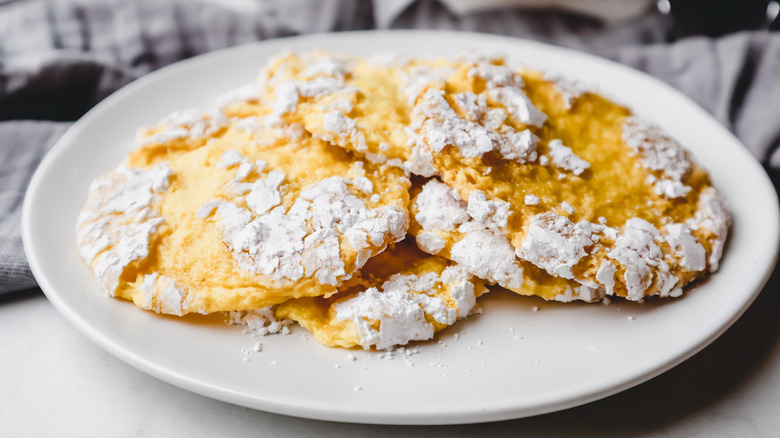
[219,150,245,168]
[260,52,360,120]
[410,88,539,163]
[518,213,704,300]
[467,190,511,231]
[469,62,547,127]
[451,222,525,290]
[218,149,262,195]
[136,107,228,147]
[414,180,524,290]
[518,212,598,280]
[416,231,446,254]
[663,223,706,272]
[622,117,692,199]
[203,154,408,286]
[414,179,471,231]
[273,77,358,117]
[76,163,172,295]
[543,72,592,110]
[607,218,679,301]
[317,110,368,152]
[82,48,736,334]
[596,261,617,295]
[233,114,305,143]
[135,82,262,148]
[302,57,349,79]
[402,143,440,177]
[654,178,692,198]
[399,64,454,104]
[334,266,477,350]
[245,171,286,215]
[488,87,547,128]
[140,272,190,316]
[687,187,731,271]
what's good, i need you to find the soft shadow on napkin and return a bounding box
[0,0,778,295]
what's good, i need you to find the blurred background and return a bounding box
[0,0,778,120]
[2,0,779,293]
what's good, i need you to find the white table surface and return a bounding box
[2,264,779,437]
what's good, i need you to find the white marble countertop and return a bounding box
[2,266,779,437]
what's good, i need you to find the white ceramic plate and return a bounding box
[23,31,780,425]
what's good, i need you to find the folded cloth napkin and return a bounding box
[1,0,778,295]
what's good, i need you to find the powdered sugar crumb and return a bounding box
[416,231,446,254]
[467,190,511,231]
[228,307,293,336]
[414,179,471,231]
[548,139,590,175]
[518,212,597,280]
[596,261,617,295]
[608,218,679,300]
[208,173,408,286]
[524,194,540,206]
[410,88,538,164]
[559,201,575,215]
[219,150,245,168]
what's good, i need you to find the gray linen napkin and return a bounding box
[1,0,778,294]
[0,121,71,292]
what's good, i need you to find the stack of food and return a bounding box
[76,50,730,350]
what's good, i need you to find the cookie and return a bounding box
[406,60,730,301]
[77,47,732,339]
[77,98,410,315]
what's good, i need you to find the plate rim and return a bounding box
[22,29,780,425]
